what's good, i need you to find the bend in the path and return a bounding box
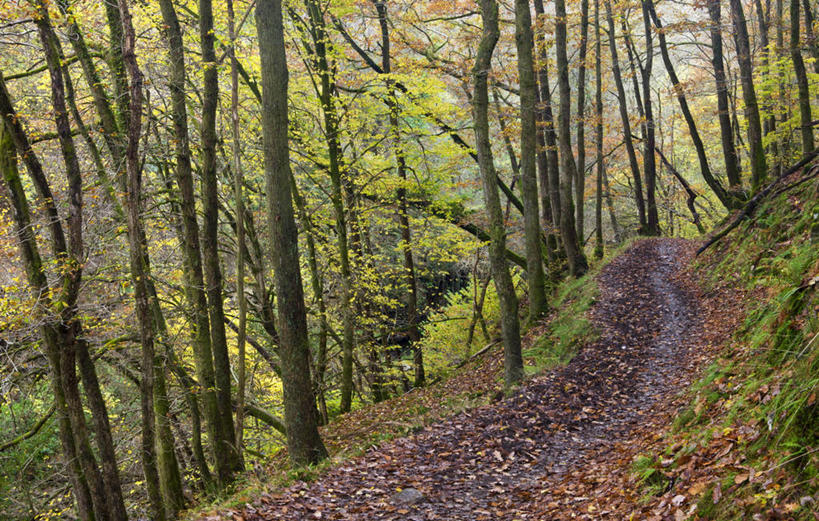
[239,238,702,521]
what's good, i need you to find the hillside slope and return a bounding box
[202,239,715,520]
[200,169,819,521]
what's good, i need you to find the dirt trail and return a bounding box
[238,238,703,520]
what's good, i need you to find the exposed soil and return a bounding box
[229,238,713,520]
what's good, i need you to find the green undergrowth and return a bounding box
[523,238,637,374]
[523,269,598,374]
[634,174,819,519]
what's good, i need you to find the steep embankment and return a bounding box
[213,239,712,521]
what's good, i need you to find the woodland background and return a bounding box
[0,0,816,518]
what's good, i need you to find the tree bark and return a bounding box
[0,106,96,521]
[32,7,130,520]
[707,0,743,189]
[791,0,815,154]
[604,1,646,235]
[198,0,241,482]
[729,0,768,190]
[256,0,329,465]
[594,0,604,259]
[556,0,589,275]
[533,0,562,255]
[115,0,165,516]
[473,0,524,388]
[576,0,590,240]
[227,0,249,459]
[640,0,660,235]
[156,0,226,489]
[514,0,547,320]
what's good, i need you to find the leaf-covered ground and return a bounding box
[210,238,734,520]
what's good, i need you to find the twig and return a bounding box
[697,148,819,256]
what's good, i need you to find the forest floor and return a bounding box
[212,238,737,520]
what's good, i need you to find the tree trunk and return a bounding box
[473,0,524,388]
[594,0,604,259]
[227,0,249,458]
[198,0,241,483]
[256,0,329,466]
[0,107,96,521]
[33,6,130,520]
[604,1,646,235]
[707,0,743,189]
[803,0,819,73]
[533,0,562,258]
[292,182,330,424]
[641,0,660,235]
[556,0,589,276]
[729,0,768,190]
[514,0,547,320]
[156,0,226,489]
[575,0,590,240]
[791,0,815,154]
[115,0,165,515]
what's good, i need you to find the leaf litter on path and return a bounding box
[218,238,726,520]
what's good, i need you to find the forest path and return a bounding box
[238,238,703,520]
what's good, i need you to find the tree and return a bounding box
[227,0,249,458]
[707,0,742,190]
[198,0,242,481]
[473,0,524,388]
[513,0,548,320]
[576,0,590,240]
[594,0,604,259]
[256,0,329,466]
[790,0,814,154]
[115,0,166,516]
[640,0,659,235]
[533,0,563,255]
[729,0,768,189]
[1,65,127,521]
[156,0,230,490]
[556,0,589,275]
[605,0,647,233]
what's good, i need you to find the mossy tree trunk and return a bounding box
[594,0,604,259]
[604,1,646,236]
[256,0,329,466]
[790,0,814,154]
[514,0,548,320]
[729,0,768,190]
[556,0,589,275]
[156,0,229,490]
[473,0,524,388]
